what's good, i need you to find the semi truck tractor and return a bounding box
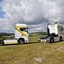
[0,24,29,45]
[38,22,64,43]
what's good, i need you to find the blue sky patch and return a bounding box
[0,7,5,18]
[0,0,3,2]
[0,11,5,18]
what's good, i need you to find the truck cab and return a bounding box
[15,24,29,44]
[47,22,58,36]
[47,22,64,43]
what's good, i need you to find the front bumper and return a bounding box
[38,38,50,43]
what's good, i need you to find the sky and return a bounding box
[0,0,64,33]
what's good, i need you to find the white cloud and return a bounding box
[0,0,64,33]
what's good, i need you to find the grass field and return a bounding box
[0,34,64,64]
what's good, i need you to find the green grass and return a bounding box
[29,33,46,42]
[0,34,64,64]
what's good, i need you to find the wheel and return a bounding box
[50,38,54,43]
[18,39,25,44]
[0,40,4,45]
[59,36,63,41]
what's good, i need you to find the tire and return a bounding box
[0,40,4,45]
[18,39,25,44]
[50,37,54,43]
[59,36,63,41]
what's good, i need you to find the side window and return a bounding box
[20,28,28,33]
[20,28,25,31]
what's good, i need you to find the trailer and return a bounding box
[0,24,29,45]
[38,22,64,43]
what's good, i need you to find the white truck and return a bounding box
[38,22,64,43]
[0,24,29,45]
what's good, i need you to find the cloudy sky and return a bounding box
[0,0,64,33]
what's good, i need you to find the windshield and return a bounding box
[48,24,58,35]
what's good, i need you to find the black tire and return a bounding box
[0,40,4,45]
[59,36,63,41]
[50,38,54,43]
[18,39,25,44]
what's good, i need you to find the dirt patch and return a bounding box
[57,46,64,51]
[33,57,44,64]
